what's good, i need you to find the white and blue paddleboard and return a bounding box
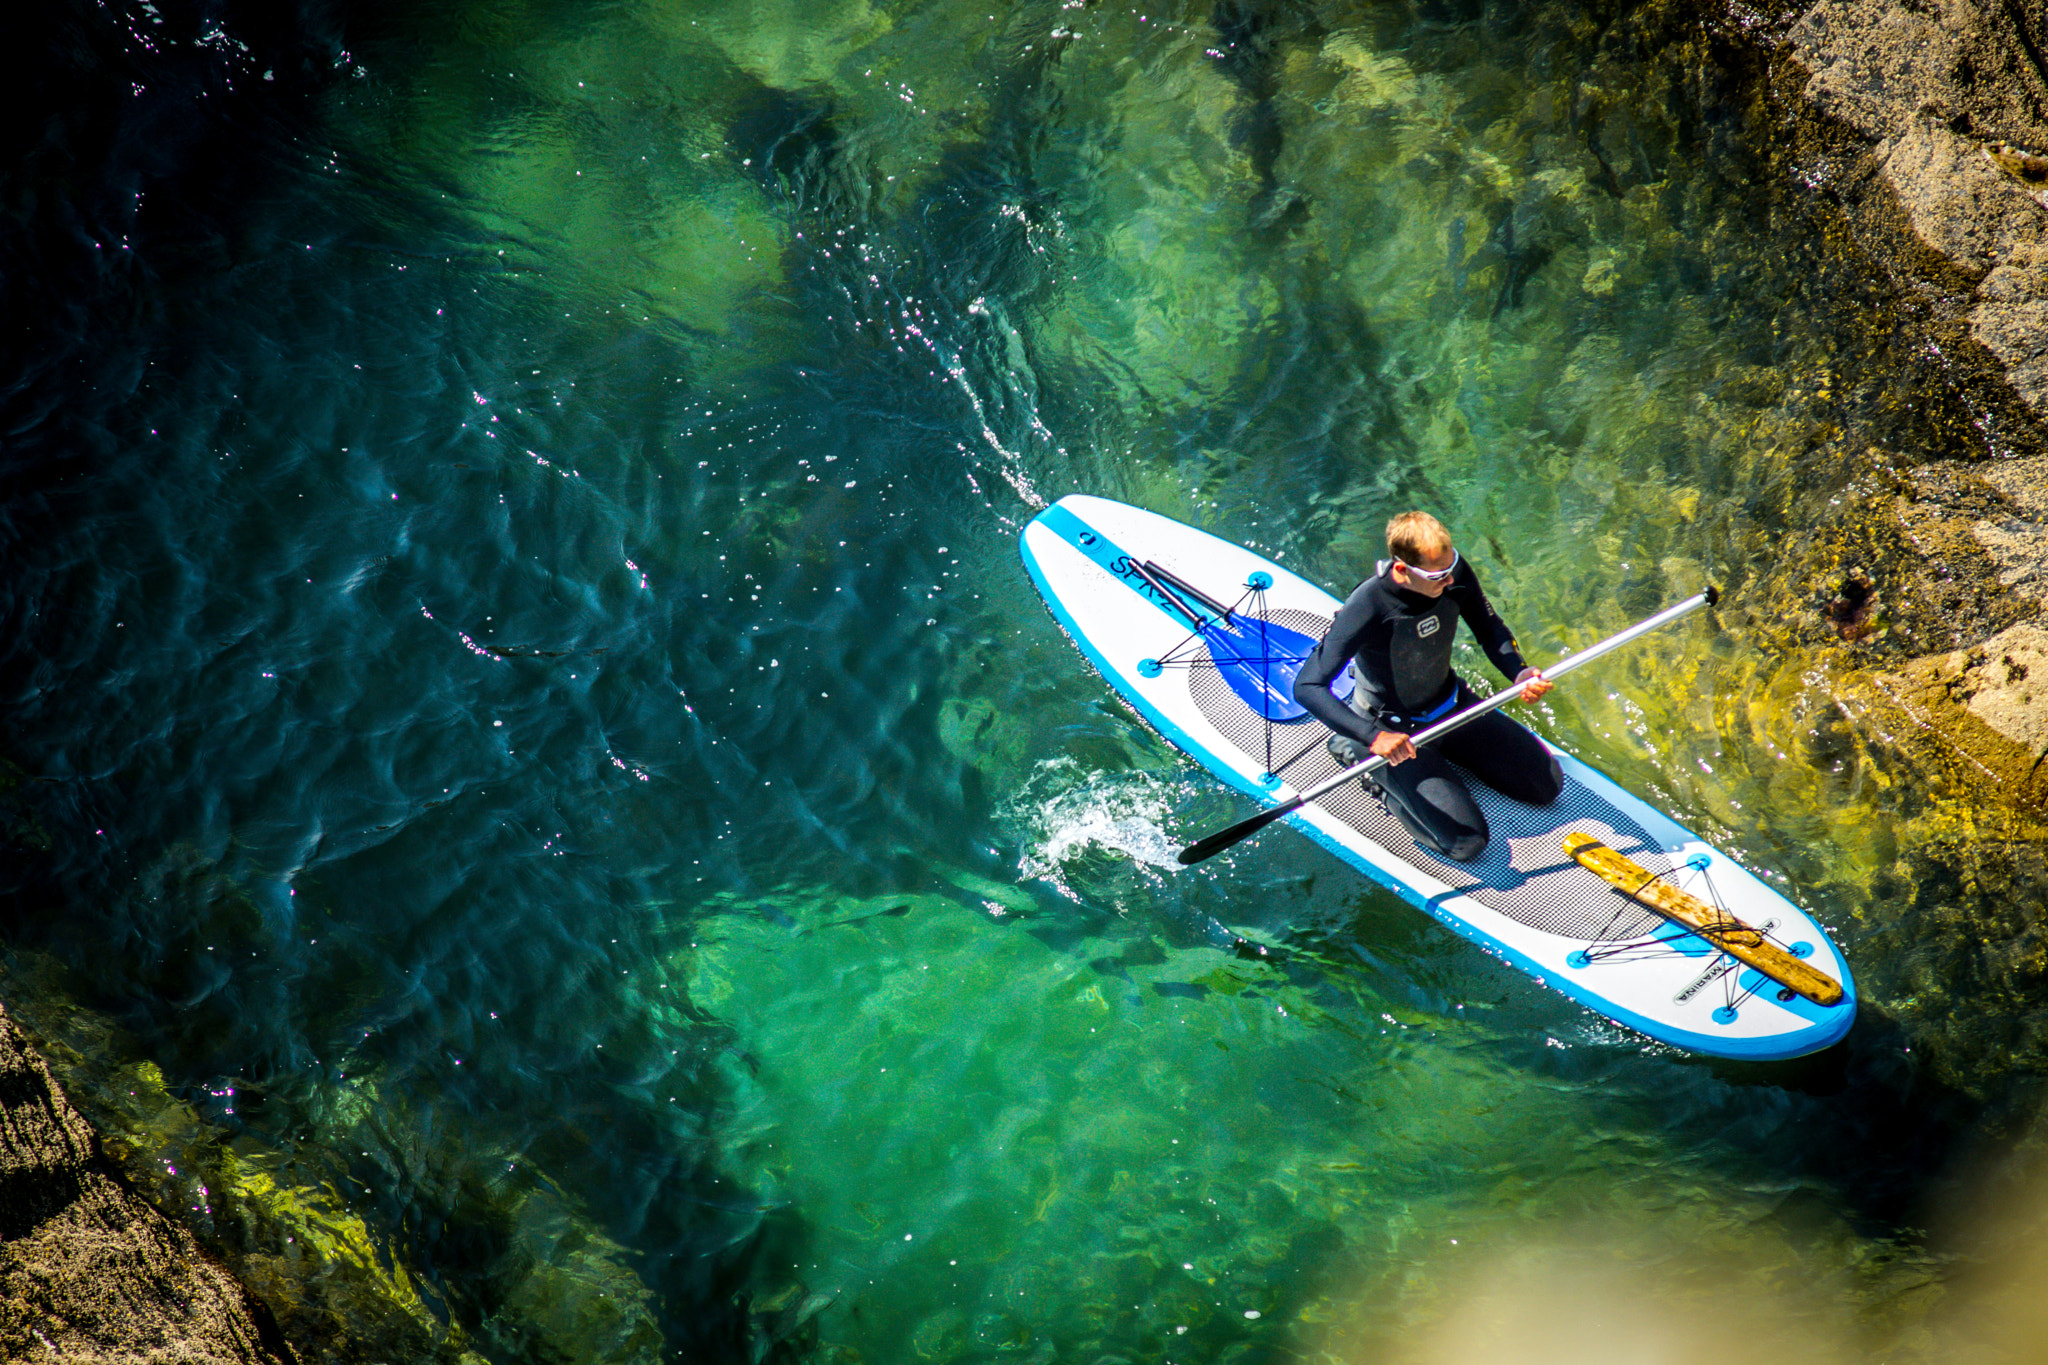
[1019,494,1856,1061]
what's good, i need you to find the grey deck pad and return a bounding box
[1188,612,1671,944]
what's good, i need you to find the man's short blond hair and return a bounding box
[1386,511,1452,566]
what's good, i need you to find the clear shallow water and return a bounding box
[3,0,2043,1361]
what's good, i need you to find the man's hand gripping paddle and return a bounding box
[1175,588,1720,866]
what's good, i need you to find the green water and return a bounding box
[8,0,2047,1361]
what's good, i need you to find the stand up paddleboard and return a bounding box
[1019,494,1856,1060]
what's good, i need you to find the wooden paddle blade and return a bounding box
[1563,833,1844,1007]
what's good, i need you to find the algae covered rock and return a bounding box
[1784,1,2048,435]
[0,946,695,1365]
[0,999,288,1364]
[1882,623,2048,809]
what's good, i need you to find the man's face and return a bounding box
[1391,543,1456,599]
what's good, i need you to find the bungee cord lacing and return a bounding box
[1569,857,1803,1012]
[1138,571,1310,782]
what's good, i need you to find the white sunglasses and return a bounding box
[1394,547,1459,583]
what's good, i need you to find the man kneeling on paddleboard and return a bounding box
[1292,511,1561,861]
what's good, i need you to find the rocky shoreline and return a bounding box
[1781,0,2048,807]
[0,1001,287,1363]
[1790,0,2048,417]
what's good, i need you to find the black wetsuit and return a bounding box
[1292,560,1562,861]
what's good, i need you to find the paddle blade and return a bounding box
[1177,800,1299,864]
[1203,615,1347,722]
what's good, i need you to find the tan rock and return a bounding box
[1973,453,2048,595]
[0,1001,285,1364]
[1875,119,2008,274]
[1788,1,1966,142]
[1786,1,2048,432]
[1873,623,2048,807]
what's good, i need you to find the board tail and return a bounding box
[1564,833,1845,1007]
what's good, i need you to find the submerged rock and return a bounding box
[1773,2,2048,814]
[0,940,700,1365]
[1842,439,2048,813]
[0,1000,287,1364]
[1884,624,2048,807]
[1974,452,2048,595]
[1785,2,2048,409]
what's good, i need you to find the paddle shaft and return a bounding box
[1125,558,1211,631]
[1175,588,1718,866]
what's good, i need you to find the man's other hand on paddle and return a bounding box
[1514,667,1553,703]
[1369,729,1417,765]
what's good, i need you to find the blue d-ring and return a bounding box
[1137,658,1162,678]
[1246,571,1273,590]
[1712,1006,1739,1025]
[1259,771,1282,789]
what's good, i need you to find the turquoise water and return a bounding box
[5,1,2043,1361]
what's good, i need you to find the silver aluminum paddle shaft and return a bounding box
[1319,587,1717,792]
[1176,586,1718,866]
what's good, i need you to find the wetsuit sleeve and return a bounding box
[1291,585,1385,746]
[1453,564,1530,683]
